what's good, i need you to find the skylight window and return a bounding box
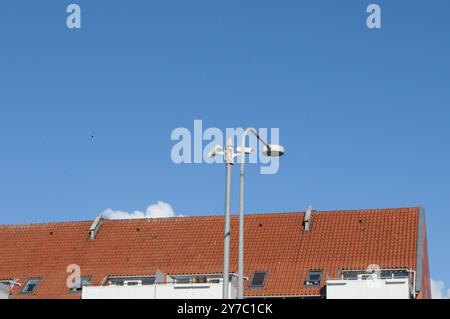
[305,270,322,286]
[249,271,267,288]
[21,278,41,295]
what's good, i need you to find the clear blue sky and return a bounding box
[0,1,449,292]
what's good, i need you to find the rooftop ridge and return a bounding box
[0,206,420,227]
[0,220,93,228]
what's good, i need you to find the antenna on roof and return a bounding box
[304,205,314,231]
[89,215,103,240]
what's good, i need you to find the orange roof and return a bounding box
[0,207,429,298]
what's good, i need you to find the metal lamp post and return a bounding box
[237,128,285,299]
[208,137,235,299]
[208,132,284,299]
[223,138,233,299]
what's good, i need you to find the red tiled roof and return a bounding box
[0,207,426,298]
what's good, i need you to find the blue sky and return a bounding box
[0,1,449,295]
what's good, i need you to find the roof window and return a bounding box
[305,270,322,287]
[21,278,41,295]
[249,271,267,288]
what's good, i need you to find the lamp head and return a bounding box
[263,144,285,157]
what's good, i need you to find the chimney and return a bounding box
[89,215,103,240]
[303,205,314,231]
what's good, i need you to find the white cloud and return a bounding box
[101,201,182,220]
[146,201,178,218]
[430,278,450,299]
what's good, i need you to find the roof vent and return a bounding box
[155,269,165,284]
[303,205,313,231]
[89,215,103,240]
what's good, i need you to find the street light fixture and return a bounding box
[238,128,284,299]
[263,144,285,157]
[209,131,284,299]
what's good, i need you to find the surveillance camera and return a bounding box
[208,145,223,158]
[236,146,254,154]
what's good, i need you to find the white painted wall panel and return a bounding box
[0,283,9,299]
[326,278,410,299]
[82,283,236,299]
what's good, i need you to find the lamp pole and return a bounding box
[208,132,284,300]
[237,128,284,299]
[222,137,234,299]
[208,138,236,299]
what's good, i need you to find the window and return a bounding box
[380,269,409,279]
[69,276,92,293]
[123,280,141,286]
[342,270,376,280]
[174,276,192,284]
[359,273,372,280]
[169,274,224,285]
[249,271,267,288]
[342,269,410,280]
[208,278,221,284]
[21,278,41,295]
[141,277,156,285]
[342,270,358,280]
[194,276,208,284]
[106,276,156,286]
[305,270,322,286]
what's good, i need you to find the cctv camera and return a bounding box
[208,145,223,158]
[236,146,254,154]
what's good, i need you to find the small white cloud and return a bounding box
[145,201,177,218]
[101,201,182,220]
[430,278,449,299]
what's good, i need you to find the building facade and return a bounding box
[0,206,431,299]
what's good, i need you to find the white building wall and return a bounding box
[0,283,9,299]
[326,278,411,299]
[82,282,236,299]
